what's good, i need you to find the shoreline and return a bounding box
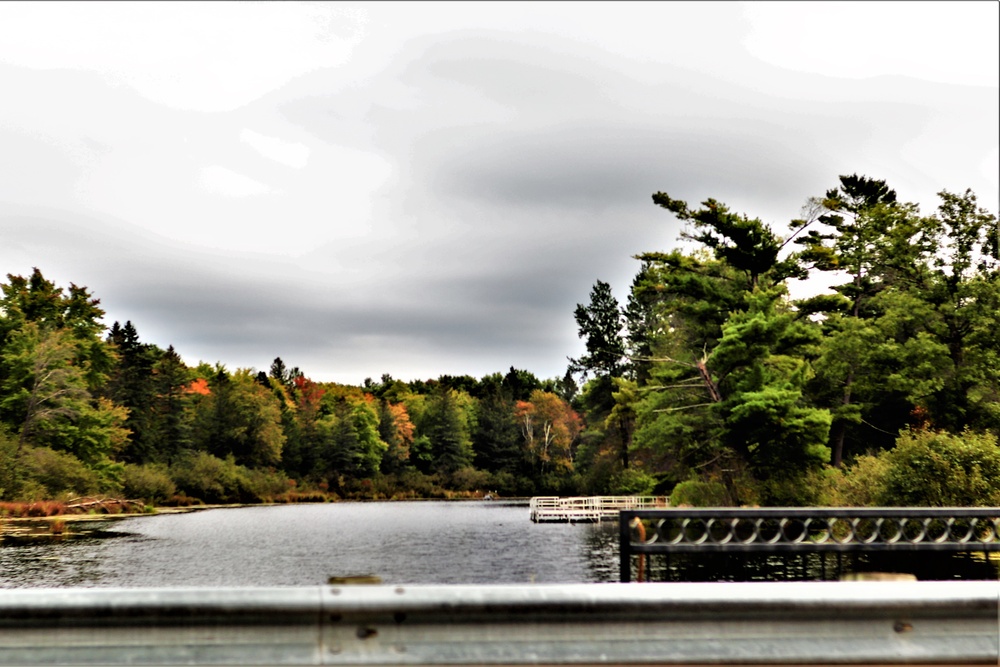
[1,497,530,540]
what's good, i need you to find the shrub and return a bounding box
[123,464,176,504]
[483,471,516,497]
[759,468,837,507]
[20,447,101,498]
[374,471,449,499]
[877,429,1000,506]
[447,466,491,492]
[831,429,1000,507]
[0,428,20,500]
[241,468,293,502]
[579,455,617,496]
[170,452,245,504]
[161,493,200,507]
[828,454,892,506]
[670,479,730,507]
[608,467,657,496]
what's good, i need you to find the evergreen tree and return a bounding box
[569,280,632,470]
[105,321,160,464]
[472,390,522,474]
[794,175,937,465]
[421,386,473,474]
[195,368,285,468]
[149,345,192,464]
[317,397,386,482]
[569,281,627,379]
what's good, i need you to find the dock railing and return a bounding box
[529,495,668,522]
[2,581,1000,665]
[620,506,1000,582]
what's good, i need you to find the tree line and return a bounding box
[572,175,1000,506]
[1,174,998,507]
[0,274,587,504]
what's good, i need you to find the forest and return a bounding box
[1,174,998,509]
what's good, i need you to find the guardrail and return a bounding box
[620,507,1000,582]
[1,582,998,665]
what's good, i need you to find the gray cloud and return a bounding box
[2,7,996,384]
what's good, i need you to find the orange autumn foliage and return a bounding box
[515,390,581,471]
[184,378,211,395]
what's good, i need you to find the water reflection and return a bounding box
[1,502,622,588]
[6,504,997,588]
[0,533,120,587]
[633,550,1000,582]
[582,520,620,582]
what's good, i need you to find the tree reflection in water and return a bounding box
[627,550,1000,582]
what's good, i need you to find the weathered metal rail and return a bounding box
[620,507,1000,582]
[1,581,999,665]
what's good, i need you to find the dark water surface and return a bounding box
[0,501,620,588]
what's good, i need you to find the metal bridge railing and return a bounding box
[1,581,999,665]
[620,507,1000,582]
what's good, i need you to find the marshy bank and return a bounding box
[0,498,216,546]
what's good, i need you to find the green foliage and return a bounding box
[0,324,89,445]
[669,479,730,507]
[20,447,102,498]
[0,323,130,467]
[607,467,657,495]
[472,391,522,474]
[147,345,194,464]
[4,178,999,511]
[315,396,387,482]
[654,193,798,287]
[170,451,247,504]
[409,434,434,474]
[420,387,474,474]
[192,369,285,468]
[240,467,295,502]
[122,463,176,504]
[826,455,892,507]
[106,321,162,464]
[369,471,452,499]
[876,429,1000,506]
[709,288,832,493]
[623,178,1000,506]
[447,466,491,492]
[0,427,20,499]
[168,452,290,504]
[0,268,114,389]
[831,430,1000,507]
[569,280,626,379]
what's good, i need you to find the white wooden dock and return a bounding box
[529,496,669,523]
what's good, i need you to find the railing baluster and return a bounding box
[620,507,1000,582]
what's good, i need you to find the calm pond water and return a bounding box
[0,501,621,588]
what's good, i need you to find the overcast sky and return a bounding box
[0,1,997,385]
